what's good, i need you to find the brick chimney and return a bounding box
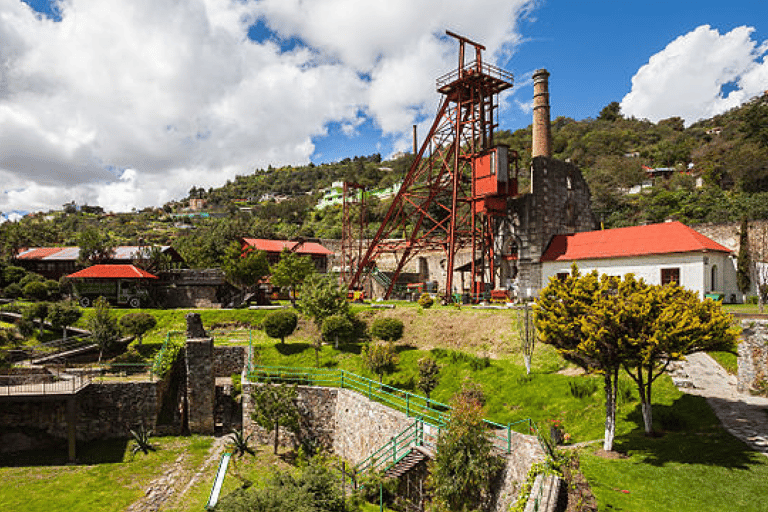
[532,69,552,158]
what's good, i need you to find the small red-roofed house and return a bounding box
[66,264,157,308]
[540,221,739,302]
[240,238,333,273]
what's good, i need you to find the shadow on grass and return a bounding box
[615,394,761,470]
[394,344,418,354]
[0,438,129,467]
[274,342,311,356]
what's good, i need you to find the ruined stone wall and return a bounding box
[738,319,768,393]
[213,346,245,377]
[693,220,768,253]
[185,338,215,434]
[157,285,221,308]
[511,156,597,297]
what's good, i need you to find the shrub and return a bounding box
[418,293,434,309]
[568,378,599,399]
[153,339,184,379]
[321,314,355,347]
[263,309,298,344]
[23,281,48,301]
[3,283,22,299]
[2,265,27,286]
[119,312,158,345]
[362,341,398,383]
[369,317,404,342]
[747,295,759,305]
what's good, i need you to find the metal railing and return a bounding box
[356,418,438,476]
[246,365,535,454]
[436,60,514,89]
[0,374,91,396]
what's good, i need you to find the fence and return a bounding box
[0,373,92,396]
[247,364,536,454]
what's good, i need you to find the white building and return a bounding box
[540,221,740,302]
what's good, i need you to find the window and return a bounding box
[661,268,680,285]
[556,272,569,281]
[711,265,718,291]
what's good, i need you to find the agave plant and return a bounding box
[228,428,255,458]
[130,424,157,456]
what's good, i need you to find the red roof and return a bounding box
[67,264,158,279]
[241,238,333,256]
[16,247,66,259]
[540,222,731,262]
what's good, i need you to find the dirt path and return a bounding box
[670,352,768,455]
[125,435,230,512]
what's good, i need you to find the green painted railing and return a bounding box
[246,364,536,454]
[355,418,438,476]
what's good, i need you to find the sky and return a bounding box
[1,0,767,217]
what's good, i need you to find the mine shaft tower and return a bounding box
[348,31,518,301]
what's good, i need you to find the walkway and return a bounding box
[670,352,768,454]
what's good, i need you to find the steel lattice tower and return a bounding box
[348,32,518,301]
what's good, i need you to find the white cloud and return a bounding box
[0,0,532,213]
[621,25,768,125]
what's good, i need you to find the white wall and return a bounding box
[541,251,740,302]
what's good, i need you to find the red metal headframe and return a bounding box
[348,32,517,301]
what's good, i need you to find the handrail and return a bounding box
[247,365,534,454]
[0,374,91,396]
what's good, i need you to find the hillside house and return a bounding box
[540,221,740,302]
[14,246,184,280]
[240,238,333,273]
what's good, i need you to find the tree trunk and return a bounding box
[603,370,616,451]
[273,419,279,454]
[523,354,532,375]
[634,366,653,435]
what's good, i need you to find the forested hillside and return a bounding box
[2,94,767,268]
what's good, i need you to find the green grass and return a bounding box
[0,436,212,512]
[580,394,768,511]
[709,350,738,374]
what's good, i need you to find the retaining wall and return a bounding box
[738,319,768,393]
[213,346,245,377]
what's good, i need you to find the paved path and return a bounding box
[670,352,768,455]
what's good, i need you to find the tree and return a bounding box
[250,381,299,454]
[119,312,157,345]
[618,280,738,433]
[516,302,537,374]
[263,309,298,344]
[737,217,751,296]
[270,249,315,306]
[298,273,349,328]
[369,317,404,342]
[77,227,115,266]
[534,265,625,451]
[428,383,503,512]
[362,341,398,383]
[133,245,172,273]
[23,302,49,337]
[598,101,622,122]
[223,241,270,293]
[321,314,354,349]
[417,356,440,399]
[88,297,121,362]
[47,301,82,340]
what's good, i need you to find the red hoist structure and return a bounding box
[347,32,519,302]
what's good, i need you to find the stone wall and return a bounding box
[492,432,546,512]
[0,381,160,445]
[738,319,768,393]
[213,346,245,377]
[511,156,597,298]
[333,387,414,464]
[185,338,215,434]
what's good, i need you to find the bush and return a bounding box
[321,314,355,347]
[263,309,298,344]
[23,281,48,301]
[2,265,27,286]
[568,378,598,399]
[44,279,60,299]
[119,312,158,344]
[747,295,759,305]
[418,293,434,309]
[3,283,22,299]
[369,317,404,342]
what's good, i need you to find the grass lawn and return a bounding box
[579,394,768,511]
[0,436,212,512]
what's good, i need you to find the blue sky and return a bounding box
[2,0,767,215]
